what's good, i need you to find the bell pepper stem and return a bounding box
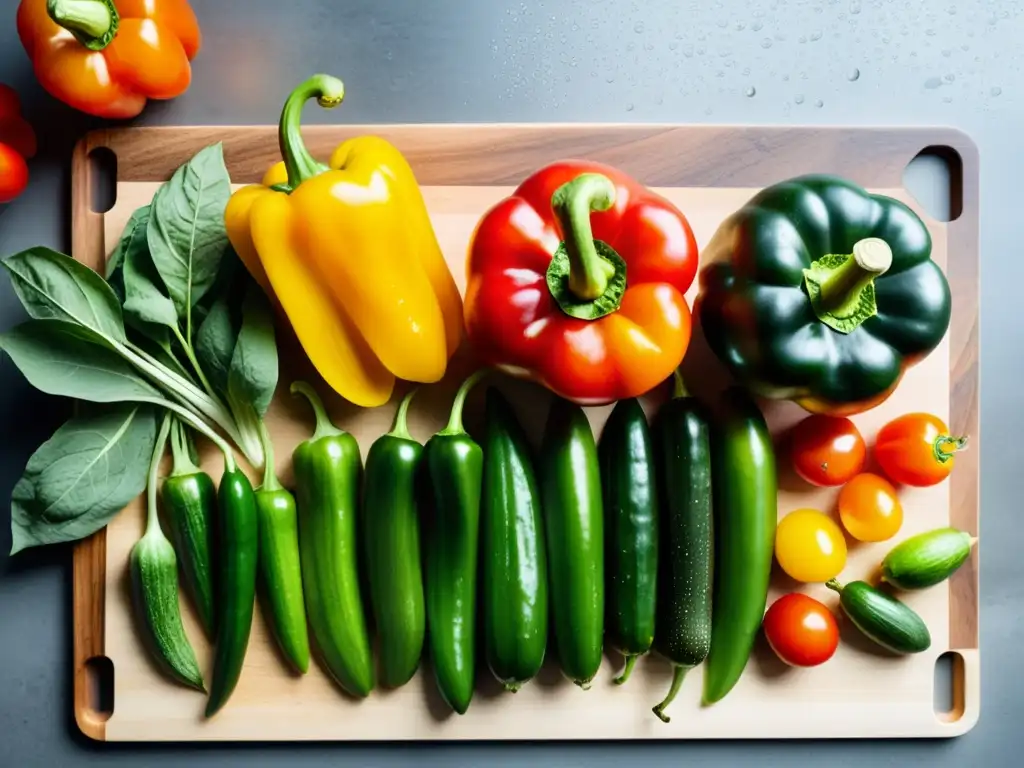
[652,664,690,723]
[146,414,173,534]
[279,75,345,189]
[551,173,619,301]
[258,419,282,492]
[671,369,688,399]
[440,370,488,436]
[388,388,418,441]
[47,0,118,50]
[817,238,893,313]
[290,380,344,440]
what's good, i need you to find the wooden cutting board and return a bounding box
[69,124,979,742]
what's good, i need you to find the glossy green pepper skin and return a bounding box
[698,174,952,416]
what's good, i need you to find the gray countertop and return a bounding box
[1,0,1020,765]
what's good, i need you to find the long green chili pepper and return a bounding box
[160,417,217,639]
[291,381,374,697]
[255,421,310,674]
[422,370,486,715]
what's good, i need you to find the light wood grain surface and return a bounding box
[70,125,979,741]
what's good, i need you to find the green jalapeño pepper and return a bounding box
[697,174,952,416]
[160,418,216,640]
[422,370,486,715]
[206,456,259,717]
[255,423,310,675]
[363,388,426,689]
[291,381,374,698]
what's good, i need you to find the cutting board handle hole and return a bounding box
[88,147,117,214]
[83,655,115,722]
[903,146,963,223]
[933,651,966,722]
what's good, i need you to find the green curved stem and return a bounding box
[551,173,618,300]
[279,74,345,189]
[440,370,487,436]
[614,655,639,685]
[290,380,343,440]
[388,388,418,441]
[169,417,201,477]
[825,578,843,594]
[48,0,118,50]
[146,414,173,533]
[258,419,281,492]
[652,665,690,724]
[159,401,236,474]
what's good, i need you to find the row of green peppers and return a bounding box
[146,365,777,721]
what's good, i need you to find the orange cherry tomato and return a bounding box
[0,144,29,204]
[790,414,866,487]
[762,593,839,667]
[837,472,903,542]
[874,412,966,487]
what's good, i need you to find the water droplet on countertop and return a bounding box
[717,19,729,28]
[634,21,645,33]
[655,93,664,105]
[697,46,706,54]
[814,99,823,107]
[736,22,746,30]
[761,38,773,48]
[626,102,634,111]
[782,73,790,81]
[752,20,764,31]
[799,35,807,43]
[606,75,615,83]
[991,86,1002,96]
[683,44,694,57]
[926,28,936,36]
[945,73,955,82]
[627,42,635,51]
[882,35,891,43]
[961,44,970,51]
[850,0,861,13]
[947,4,956,13]
[942,49,952,57]
[669,41,678,50]
[704,106,713,115]
[745,86,757,97]
[847,67,860,81]
[795,93,805,104]
[924,76,943,89]
[810,30,823,41]
[742,66,751,76]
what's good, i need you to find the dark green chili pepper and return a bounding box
[205,455,259,718]
[160,417,216,639]
[291,381,374,698]
[422,370,485,715]
[363,388,426,689]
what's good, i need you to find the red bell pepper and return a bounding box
[0,84,37,204]
[464,160,698,405]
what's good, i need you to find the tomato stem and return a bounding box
[934,434,968,463]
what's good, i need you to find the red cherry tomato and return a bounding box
[874,412,966,487]
[762,593,840,667]
[0,143,29,204]
[790,414,866,487]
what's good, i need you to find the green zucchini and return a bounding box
[541,397,604,689]
[481,387,548,692]
[650,376,713,722]
[826,579,931,654]
[881,527,976,590]
[703,386,777,706]
[598,397,657,686]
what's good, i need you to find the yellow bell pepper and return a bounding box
[225,74,464,408]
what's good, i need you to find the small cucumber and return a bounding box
[826,579,931,655]
[881,527,976,590]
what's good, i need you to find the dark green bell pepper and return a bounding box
[698,174,952,415]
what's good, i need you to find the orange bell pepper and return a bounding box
[0,84,37,204]
[17,0,201,119]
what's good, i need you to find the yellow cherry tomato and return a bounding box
[774,508,848,583]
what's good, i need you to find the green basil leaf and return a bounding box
[227,279,278,419]
[11,403,158,554]
[1,246,126,344]
[121,205,180,332]
[194,294,239,398]
[147,143,232,316]
[0,319,162,404]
